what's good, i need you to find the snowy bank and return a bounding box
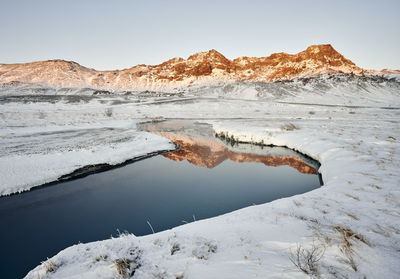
[25,113,400,278]
[0,120,175,196]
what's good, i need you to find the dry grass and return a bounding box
[114,258,133,278]
[334,226,368,271]
[116,229,131,238]
[345,193,360,201]
[113,247,142,278]
[292,214,319,225]
[171,243,180,255]
[289,242,325,278]
[41,258,58,274]
[308,222,371,275]
[334,226,367,245]
[346,213,359,221]
[369,184,382,190]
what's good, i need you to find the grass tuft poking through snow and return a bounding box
[334,226,369,272]
[114,258,134,278]
[289,241,325,277]
[41,258,59,274]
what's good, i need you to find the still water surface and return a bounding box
[0,122,321,278]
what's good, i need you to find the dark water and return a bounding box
[0,125,321,278]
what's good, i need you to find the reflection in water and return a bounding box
[1,120,322,279]
[143,121,318,174]
[163,134,317,174]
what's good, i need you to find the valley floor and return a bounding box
[1,88,399,278]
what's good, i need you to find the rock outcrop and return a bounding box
[0,44,394,90]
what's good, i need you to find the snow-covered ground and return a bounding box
[1,78,399,278]
[0,99,176,195]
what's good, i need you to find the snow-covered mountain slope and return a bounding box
[185,74,400,105]
[1,74,399,108]
[1,44,397,91]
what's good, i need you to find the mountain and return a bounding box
[0,44,396,91]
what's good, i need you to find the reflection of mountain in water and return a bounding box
[157,132,317,174]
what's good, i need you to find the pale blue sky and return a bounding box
[1,0,399,70]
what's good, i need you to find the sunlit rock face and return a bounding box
[157,132,317,174]
[1,44,392,91]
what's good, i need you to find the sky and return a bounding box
[1,0,399,70]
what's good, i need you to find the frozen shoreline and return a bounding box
[0,80,398,278]
[0,120,175,196]
[25,114,399,278]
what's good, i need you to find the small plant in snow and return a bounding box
[41,258,58,274]
[171,243,180,255]
[289,242,325,278]
[116,229,131,238]
[114,249,141,278]
[147,220,155,234]
[334,226,368,271]
[114,258,132,278]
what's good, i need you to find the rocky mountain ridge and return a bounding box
[0,44,397,91]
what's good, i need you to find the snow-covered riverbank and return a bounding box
[0,119,175,196]
[25,113,400,278]
[1,79,399,278]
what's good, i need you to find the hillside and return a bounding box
[0,44,389,91]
